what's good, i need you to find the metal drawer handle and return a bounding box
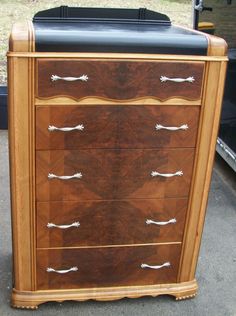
[141,262,171,270]
[51,75,89,82]
[47,222,80,229]
[146,218,177,226]
[160,76,195,83]
[151,170,183,177]
[155,124,188,131]
[48,124,84,132]
[48,172,82,180]
[47,267,78,274]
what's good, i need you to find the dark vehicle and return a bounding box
[194,0,236,172]
[0,86,7,129]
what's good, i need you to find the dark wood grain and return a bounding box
[37,59,204,100]
[37,198,188,248]
[36,148,195,201]
[36,105,200,150]
[36,244,181,290]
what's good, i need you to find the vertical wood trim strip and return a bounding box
[8,17,35,293]
[178,60,227,282]
[8,57,33,290]
[8,20,36,292]
[7,56,19,289]
[177,61,210,281]
[189,61,227,278]
[29,58,36,290]
[29,20,36,291]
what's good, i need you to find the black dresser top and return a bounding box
[33,6,208,55]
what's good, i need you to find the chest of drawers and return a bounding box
[7,6,227,309]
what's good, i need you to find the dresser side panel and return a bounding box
[8,56,36,291]
[178,60,227,282]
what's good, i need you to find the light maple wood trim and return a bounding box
[37,241,182,250]
[7,51,228,61]
[9,21,34,53]
[178,25,228,57]
[11,280,198,309]
[178,60,227,282]
[36,57,206,64]
[189,60,227,278]
[29,57,36,290]
[8,56,35,291]
[34,96,202,106]
[206,34,228,57]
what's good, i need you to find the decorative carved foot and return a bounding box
[175,293,197,301]
[11,303,39,310]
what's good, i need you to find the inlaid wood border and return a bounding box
[35,97,202,106]
[7,51,227,61]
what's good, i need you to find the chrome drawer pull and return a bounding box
[155,124,188,131]
[160,76,195,83]
[146,218,177,226]
[48,172,82,180]
[141,262,171,270]
[47,222,80,229]
[51,74,89,82]
[47,267,78,274]
[48,124,84,132]
[151,170,183,177]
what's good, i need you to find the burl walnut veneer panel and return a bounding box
[37,198,188,247]
[36,105,200,150]
[36,148,195,201]
[37,60,204,101]
[37,244,181,290]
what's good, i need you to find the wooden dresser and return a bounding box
[7,7,227,309]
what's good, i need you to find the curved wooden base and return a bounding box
[11,279,198,309]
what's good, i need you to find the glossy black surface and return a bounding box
[33,6,208,55]
[33,6,170,24]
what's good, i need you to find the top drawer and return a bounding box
[36,59,205,101]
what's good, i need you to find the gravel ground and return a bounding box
[0,0,192,84]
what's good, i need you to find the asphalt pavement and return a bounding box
[0,130,235,316]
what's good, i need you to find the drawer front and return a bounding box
[36,148,195,201]
[37,60,204,101]
[36,105,200,150]
[37,244,181,289]
[37,199,188,248]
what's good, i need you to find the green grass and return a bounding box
[0,0,192,84]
